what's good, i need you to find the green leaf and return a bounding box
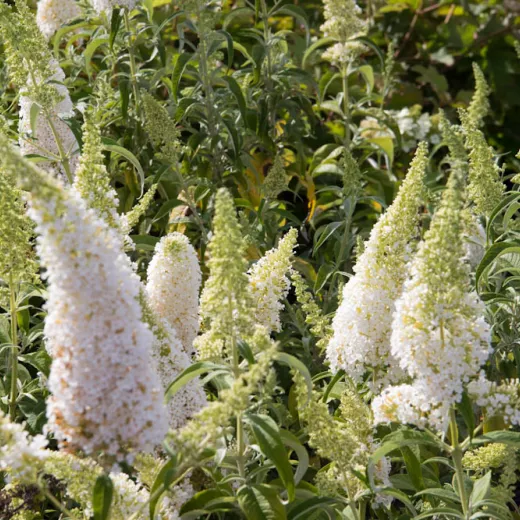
[172,53,192,103]
[101,139,146,194]
[302,37,336,68]
[375,488,417,516]
[165,361,230,402]
[84,37,109,78]
[401,446,425,491]
[287,497,338,520]
[29,103,40,137]
[414,508,464,519]
[475,242,520,286]
[245,414,295,501]
[274,352,313,405]
[367,136,394,166]
[358,65,375,93]
[414,488,461,503]
[279,430,309,486]
[469,472,491,510]
[472,430,520,447]
[456,392,475,439]
[149,459,176,518]
[216,29,234,68]
[92,475,113,520]
[371,429,443,464]
[222,76,247,123]
[237,485,287,520]
[110,8,123,49]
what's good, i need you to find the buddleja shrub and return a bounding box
[0,0,519,519]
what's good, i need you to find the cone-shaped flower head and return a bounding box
[293,374,392,506]
[142,92,181,165]
[146,233,202,353]
[377,169,491,431]
[467,63,490,128]
[140,293,207,430]
[0,138,168,460]
[0,167,37,287]
[92,0,139,13]
[36,0,81,40]
[121,184,158,236]
[0,2,79,178]
[195,188,253,360]
[262,154,288,199]
[248,228,298,333]
[326,142,428,390]
[73,113,120,229]
[320,0,367,64]
[460,109,504,216]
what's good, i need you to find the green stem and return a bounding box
[449,407,470,518]
[260,0,272,88]
[40,482,75,517]
[124,9,141,120]
[228,298,246,479]
[341,65,351,150]
[46,114,73,183]
[27,69,73,182]
[344,475,360,520]
[8,274,18,422]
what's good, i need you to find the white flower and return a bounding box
[146,233,202,353]
[91,0,139,13]
[36,0,81,40]
[468,372,520,426]
[380,170,492,431]
[327,143,428,390]
[143,302,207,430]
[372,383,428,427]
[23,169,167,459]
[248,228,298,333]
[19,59,79,180]
[0,412,48,483]
[109,472,150,519]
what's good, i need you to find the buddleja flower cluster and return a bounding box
[373,149,491,431]
[0,137,168,460]
[147,233,202,352]
[36,0,80,40]
[320,0,367,64]
[327,142,428,390]
[0,1,79,179]
[248,228,298,333]
[92,0,140,14]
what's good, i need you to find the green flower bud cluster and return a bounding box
[0,167,38,290]
[142,92,181,165]
[0,1,63,110]
[293,373,391,503]
[291,271,332,351]
[195,189,253,360]
[262,154,288,200]
[73,113,120,229]
[170,329,278,464]
[460,109,504,216]
[121,184,158,234]
[467,63,491,128]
